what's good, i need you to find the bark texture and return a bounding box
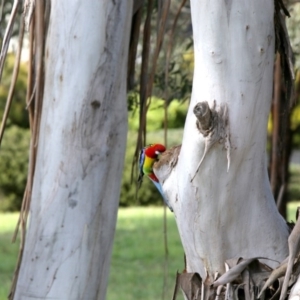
[155,0,289,285]
[13,0,132,299]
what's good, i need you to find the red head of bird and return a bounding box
[144,144,166,159]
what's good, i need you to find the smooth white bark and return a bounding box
[289,275,300,300]
[14,0,132,299]
[157,0,289,283]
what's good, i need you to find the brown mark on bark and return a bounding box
[91,100,101,109]
[194,101,212,137]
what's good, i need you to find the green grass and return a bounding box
[0,213,20,300]
[287,201,300,222]
[107,208,184,300]
[286,165,300,222]
[288,165,300,203]
[1,191,300,299]
[0,208,184,300]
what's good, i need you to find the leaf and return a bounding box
[280,217,300,300]
[213,258,259,287]
[176,272,202,300]
[242,268,255,300]
[258,261,287,298]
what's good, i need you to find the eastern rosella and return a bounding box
[138,143,173,212]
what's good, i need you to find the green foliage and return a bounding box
[267,70,300,148]
[0,127,182,211]
[0,1,22,44]
[128,97,188,131]
[0,53,29,212]
[291,103,300,131]
[287,4,300,70]
[287,4,300,147]
[120,129,183,207]
[0,96,185,211]
[291,103,300,147]
[167,100,189,128]
[153,45,193,102]
[128,1,193,106]
[287,165,300,207]
[290,70,300,148]
[0,126,30,211]
[0,54,28,128]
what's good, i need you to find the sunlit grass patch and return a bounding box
[288,164,300,202]
[0,213,19,232]
[0,175,299,300]
[0,209,183,300]
[0,213,19,300]
[108,207,184,300]
[287,201,300,223]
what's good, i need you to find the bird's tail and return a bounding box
[150,179,173,212]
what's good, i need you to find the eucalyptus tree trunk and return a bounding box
[13,1,132,299]
[155,0,289,290]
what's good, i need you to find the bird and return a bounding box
[138,143,173,212]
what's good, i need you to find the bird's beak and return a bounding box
[155,151,161,155]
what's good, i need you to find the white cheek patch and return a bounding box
[155,151,161,155]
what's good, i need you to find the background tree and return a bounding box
[269,1,300,218]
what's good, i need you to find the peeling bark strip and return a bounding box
[191,101,230,181]
[172,272,202,300]
[180,273,202,300]
[171,256,300,300]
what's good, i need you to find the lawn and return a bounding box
[0,208,184,300]
[107,208,184,300]
[1,199,300,299]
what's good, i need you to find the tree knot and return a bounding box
[191,100,231,182]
